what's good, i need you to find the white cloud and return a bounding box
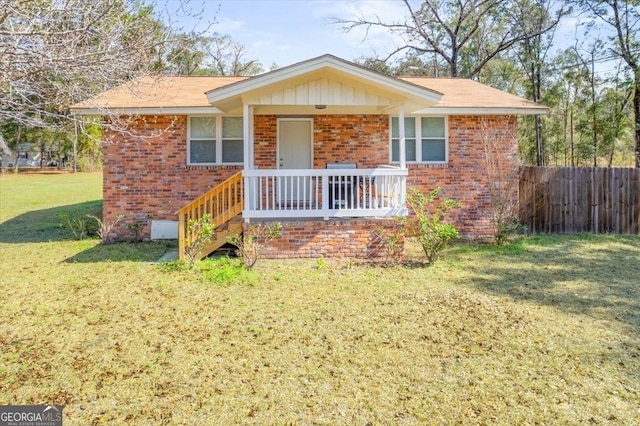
[212,18,247,34]
[309,0,413,59]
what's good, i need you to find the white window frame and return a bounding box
[389,115,448,164]
[187,115,244,166]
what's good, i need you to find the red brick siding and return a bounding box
[244,219,401,260]
[103,115,240,240]
[102,114,517,244]
[313,115,389,168]
[254,115,277,169]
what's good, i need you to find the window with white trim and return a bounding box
[391,116,447,163]
[188,116,244,165]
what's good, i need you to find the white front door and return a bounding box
[277,118,313,203]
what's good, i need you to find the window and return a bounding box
[221,117,243,163]
[391,117,416,162]
[188,116,244,165]
[391,116,447,163]
[189,117,216,164]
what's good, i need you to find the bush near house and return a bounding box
[400,186,460,263]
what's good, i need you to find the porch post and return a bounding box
[243,103,251,168]
[398,105,406,169]
[243,103,252,217]
[248,105,255,169]
[398,105,407,209]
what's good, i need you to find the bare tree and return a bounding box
[575,0,640,167]
[2,0,164,126]
[164,32,264,76]
[333,0,565,78]
[202,33,263,76]
[166,32,208,76]
[0,0,211,171]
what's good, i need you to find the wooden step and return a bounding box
[196,221,243,261]
[177,171,244,261]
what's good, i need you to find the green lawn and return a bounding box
[1,172,639,425]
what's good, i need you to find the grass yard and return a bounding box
[1,172,639,425]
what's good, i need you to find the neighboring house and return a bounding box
[4,143,59,168]
[71,55,546,259]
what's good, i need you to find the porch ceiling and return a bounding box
[206,55,442,114]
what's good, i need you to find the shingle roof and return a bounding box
[399,77,546,111]
[71,74,545,113]
[72,76,247,110]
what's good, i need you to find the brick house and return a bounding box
[71,55,546,259]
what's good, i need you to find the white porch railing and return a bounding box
[243,167,408,219]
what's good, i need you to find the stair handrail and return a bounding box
[177,171,244,260]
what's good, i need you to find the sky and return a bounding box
[163,0,410,68]
[160,0,618,76]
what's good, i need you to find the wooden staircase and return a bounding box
[177,171,244,261]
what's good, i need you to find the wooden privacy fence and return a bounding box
[519,167,639,234]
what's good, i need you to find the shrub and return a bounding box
[60,213,98,240]
[480,116,525,245]
[400,187,460,264]
[495,217,527,246]
[88,214,124,244]
[76,155,102,172]
[126,222,143,242]
[228,222,282,269]
[372,226,404,266]
[184,214,215,267]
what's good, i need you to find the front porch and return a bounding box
[244,166,407,219]
[177,167,408,260]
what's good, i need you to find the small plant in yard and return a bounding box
[228,222,282,269]
[126,222,143,242]
[373,226,404,266]
[59,212,98,240]
[198,256,256,286]
[88,214,125,244]
[399,187,460,264]
[184,214,215,267]
[126,214,152,242]
[495,218,527,245]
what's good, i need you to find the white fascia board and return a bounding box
[70,106,225,116]
[413,107,549,115]
[206,55,442,105]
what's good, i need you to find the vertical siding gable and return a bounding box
[247,77,393,106]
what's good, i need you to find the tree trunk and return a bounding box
[570,107,575,167]
[13,124,21,174]
[40,143,45,169]
[535,115,543,166]
[634,69,640,168]
[591,58,597,167]
[73,118,78,173]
